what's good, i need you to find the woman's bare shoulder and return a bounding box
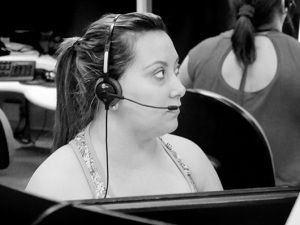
[162,133,203,156]
[30,144,79,174]
[25,144,92,201]
[162,134,223,192]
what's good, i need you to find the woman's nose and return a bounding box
[170,76,186,98]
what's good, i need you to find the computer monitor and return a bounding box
[72,186,300,225]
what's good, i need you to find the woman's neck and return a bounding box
[89,116,160,169]
[256,12,286,33]
[256,23,281,33]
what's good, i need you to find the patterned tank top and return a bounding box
[70,127,197,198]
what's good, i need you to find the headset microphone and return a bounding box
[100,91,179,110]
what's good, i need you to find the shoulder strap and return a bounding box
[69,139,97,198]
[159,137,197,192]
[72,132,108,199]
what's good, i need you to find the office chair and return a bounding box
[172,89,275,190]
[0,119,9,169]
[0,108,21,169]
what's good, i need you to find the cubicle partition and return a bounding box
[0,184,299,224]
[74,186,300,225]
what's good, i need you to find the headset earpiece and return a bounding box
[95,77,122,107]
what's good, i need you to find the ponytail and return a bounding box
[231,4,256,66]
[52,37,83,151]
[230,4,256,106]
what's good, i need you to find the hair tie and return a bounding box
[238,4,255,19]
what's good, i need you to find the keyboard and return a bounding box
[0,60,35,81]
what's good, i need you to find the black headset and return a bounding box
[95,14,122,110]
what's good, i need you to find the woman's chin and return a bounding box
[166,121,179,134]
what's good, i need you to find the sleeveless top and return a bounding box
[69,125,197,198]
[188,30,300,187]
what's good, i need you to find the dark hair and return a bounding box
[229,0,283,65]
[53,12,167,151]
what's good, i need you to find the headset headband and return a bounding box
[103,14,121,82]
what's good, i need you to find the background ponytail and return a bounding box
[231,4,256,66]
[229,0,285,66]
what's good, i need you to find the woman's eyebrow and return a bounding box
[143,60,168,70]
[143,57,179,70]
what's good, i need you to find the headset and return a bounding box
[95,14,122,110]
[94,14,178,111]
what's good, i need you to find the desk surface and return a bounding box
[0,81,56,110]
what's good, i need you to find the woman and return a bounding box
[25,12,222,201]
[179,0,300,187]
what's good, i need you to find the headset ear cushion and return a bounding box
[95,77,122,106]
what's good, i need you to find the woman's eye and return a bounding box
[154,70,165,79]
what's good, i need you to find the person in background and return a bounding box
[25,12,223,201]
[178,0,300,187]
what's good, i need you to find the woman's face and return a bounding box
[118,31,186,137]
